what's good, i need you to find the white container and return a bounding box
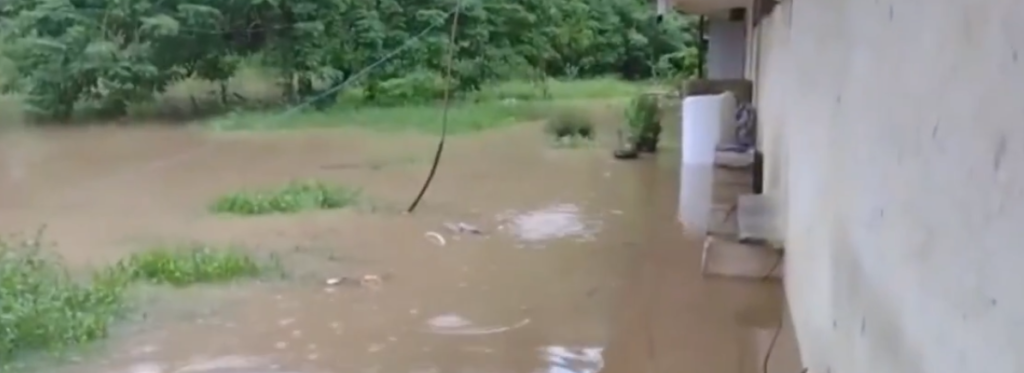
[678,93,734,236]
[680,94,725,165]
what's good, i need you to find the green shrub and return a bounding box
[624,93,661,151]
[625,93,660,133]
[0,239,128,362]
[0,236,275,364]
[371,70,447,106]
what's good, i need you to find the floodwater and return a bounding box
[0,119,800,373]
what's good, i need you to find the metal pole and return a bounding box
[697,16,707,78]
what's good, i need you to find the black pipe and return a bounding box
[752,150,764,194]
[696,15,707,78]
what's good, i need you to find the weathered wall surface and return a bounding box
[752,0,1024,372]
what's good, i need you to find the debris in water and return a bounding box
[424,231,446,246]
[360,274,383,289]
[428,314,472,328]
[444,222,483,235]
[325,274,388,289]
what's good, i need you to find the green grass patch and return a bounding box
[208,78,647,132]
[109,244,275,287]
[471,78,643,102]
[210,180,361,215]
[210,99,555,133]
[0,236,277,367]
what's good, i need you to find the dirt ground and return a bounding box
[0,115,801,373]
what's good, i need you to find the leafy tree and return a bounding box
[0,0,699,121]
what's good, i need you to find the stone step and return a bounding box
[701,236,784,280]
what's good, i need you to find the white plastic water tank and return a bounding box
[677,93,733,236]
[680,94,724,165]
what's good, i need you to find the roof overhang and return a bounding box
[663,0,750,17]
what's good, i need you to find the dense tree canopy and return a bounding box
[0,0,698,120]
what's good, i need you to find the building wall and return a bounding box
[707,18,748,79]
[752,0,1024,372]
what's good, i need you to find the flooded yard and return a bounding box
[0,114,797,373]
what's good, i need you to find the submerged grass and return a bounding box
[209,78,646,132]
[109,244,276,287]
[210,180,361,215]
[544,108,596,149]
[0,237,279,366]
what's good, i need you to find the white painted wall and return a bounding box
[707,18,747,79]
[752,0,1024,372]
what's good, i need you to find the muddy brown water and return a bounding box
[0,120,798,373]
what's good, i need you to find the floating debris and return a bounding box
[444,222,483,235]
[424,231,446,246]
[325,274,387,289]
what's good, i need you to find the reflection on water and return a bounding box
[4,122,793,373]
[498,204,601,245]
[424,313,531,336]
[175,356,274,373]
[120,348,605,373]
[540,346,604,373]
[124,356,280,373]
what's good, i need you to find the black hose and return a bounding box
[406,3,461,213]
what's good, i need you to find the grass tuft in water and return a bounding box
[550,134,596,149]
[544,108,595,148]
[211,180,361,215]
[0,235,279,365]
[110,244,275,287]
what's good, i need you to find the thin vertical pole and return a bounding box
[697,16,707,78]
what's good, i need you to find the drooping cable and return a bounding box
[405,0,462,213]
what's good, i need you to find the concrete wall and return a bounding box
[751,0,1024,372]
[707,18,748,79]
